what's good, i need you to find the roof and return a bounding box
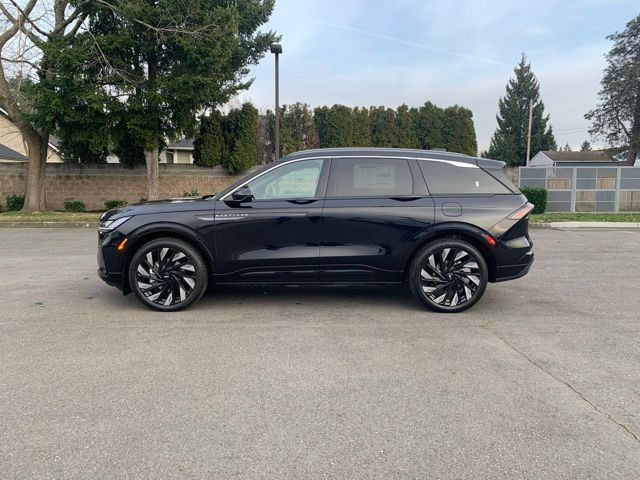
[167,138,194,149]
[0,107,60,152]
[0,143,27,161]
[282,147,505,170]
[541,150,617,163]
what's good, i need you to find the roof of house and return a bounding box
[167,138,194,149]
[0,143,27,161]
[0,107,60,152]
[540,150,616,162]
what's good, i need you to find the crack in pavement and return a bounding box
[479,324,640,445]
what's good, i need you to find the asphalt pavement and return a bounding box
[1,227,639,479]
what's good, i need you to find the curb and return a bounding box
[531,221,640,229]
[0,222,99,228]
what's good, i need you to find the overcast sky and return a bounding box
[239,0,639,152]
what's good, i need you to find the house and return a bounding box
[164,138,195,164]
[0,108,62,163]
[529,150,621,167]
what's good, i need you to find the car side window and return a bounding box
[328,158,413,197]
[247,159,324,200]
[418,160,512,195]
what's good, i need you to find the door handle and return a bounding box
[288,199,318,205]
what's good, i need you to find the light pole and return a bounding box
[270,43,282,161]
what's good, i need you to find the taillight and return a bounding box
[481,232,498,247]
[508,203,534,220]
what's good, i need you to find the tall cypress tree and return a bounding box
[443,106,478,156]
[370,107,397,147]
[395,104,418,148]
[193,111,224,167]
[486,54,556,165]
[224,103,258,174]
[314,105,354,147]
[412,102,446,150]
[352,107,372,147]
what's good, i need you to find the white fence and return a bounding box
[519,166,640,213]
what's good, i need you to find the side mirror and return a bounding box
[230,186,254,203]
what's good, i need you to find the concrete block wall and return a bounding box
[0,163,242,211]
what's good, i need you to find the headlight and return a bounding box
[99,216,131,233]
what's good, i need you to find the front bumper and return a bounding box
[98,267,123,288]
[97,230,126,291]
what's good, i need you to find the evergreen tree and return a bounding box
[275,103,319,156]
[443,106,478,156]
[193,111,224,167]
[412,102,446,150]
[486,54,556,165]
[224,103,258,174]
[46,0,277,199]
[563,143,572,152]
[580,140,592,151]
[395,104,418,148]
[352,107,372,147]
[370,106,397,147]
[314,105,353,147]
[586,14,640,165]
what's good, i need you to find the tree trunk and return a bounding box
[22,130,48,211]
[144,142,160,200]
[626,148,638,166]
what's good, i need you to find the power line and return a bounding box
[553,104,596,115]
[553,127,590,133]
[544,79,600,96]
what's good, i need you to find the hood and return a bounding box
[100,197,212,222]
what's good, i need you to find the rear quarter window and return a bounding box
[418,161,513,195]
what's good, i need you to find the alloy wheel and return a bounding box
[135,247,197,307]
[419,247,481,308]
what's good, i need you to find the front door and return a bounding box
[213,158,329,283]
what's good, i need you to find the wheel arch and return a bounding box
[120,223,214,294]
[404,223,497,282]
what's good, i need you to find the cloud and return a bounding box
[241,0,636,151]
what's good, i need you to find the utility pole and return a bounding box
[526,99,533,166]
[270,43,282,161]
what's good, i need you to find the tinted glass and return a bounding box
[419,161,512,194]
[329,158,413,197]
[247,159,324,199]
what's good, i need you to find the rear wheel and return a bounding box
[128,238,208,311]
[409,239,488,313]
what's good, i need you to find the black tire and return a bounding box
[408,238,488,313]
[128,237,208,311]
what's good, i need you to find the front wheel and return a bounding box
[128,238,208,311]
[409,239,488,313]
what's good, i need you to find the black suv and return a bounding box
[98,148,534,313]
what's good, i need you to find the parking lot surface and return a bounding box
[1,227,639,479]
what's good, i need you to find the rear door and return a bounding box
[319,156,435,283]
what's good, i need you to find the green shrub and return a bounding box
[181,190,200,197]
[520,186,547,214]
[5,193,25,211]
[104,199,128,210]
[64,199,86,212]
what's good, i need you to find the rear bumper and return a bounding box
[493,250,534,282]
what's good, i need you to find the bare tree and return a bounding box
[0,0,87,211]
